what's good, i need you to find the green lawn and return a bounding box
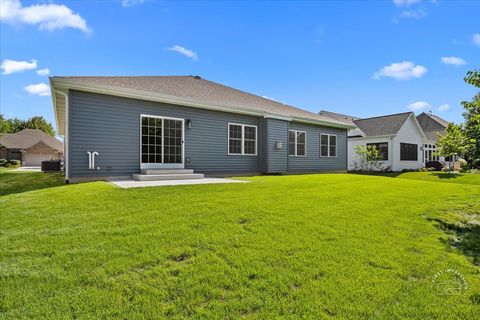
[1,171,479,319]
[395,171,480,185]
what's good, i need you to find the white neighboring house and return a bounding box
[320,111,430,171]
[416,112,451,164]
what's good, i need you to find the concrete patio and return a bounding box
[109,178,248,189]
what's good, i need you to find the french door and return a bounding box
[140,114,184,169]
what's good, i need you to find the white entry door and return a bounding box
[140,114,184,169]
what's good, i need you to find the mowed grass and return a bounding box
[1,171,479,319]
[395,171,480,185]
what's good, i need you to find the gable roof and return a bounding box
[352,112,413,137]
[51,76,354,135]
[416,112,449,141]
[416,112,449,131]
[0,129,63,151]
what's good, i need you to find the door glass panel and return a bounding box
[141,116,162,163]
[163,119,182,164]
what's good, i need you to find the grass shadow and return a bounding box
[428,217,480,266]
[430,172,463,179]
[348,171,403,178]
[0,170,65,196]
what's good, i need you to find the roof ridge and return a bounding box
[354,111,412,122]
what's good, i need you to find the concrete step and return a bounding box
[141,169,194,175]
[132,173,204,181]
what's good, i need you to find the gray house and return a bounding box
[50,76,354,183]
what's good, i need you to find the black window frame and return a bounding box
[400,143,418,161]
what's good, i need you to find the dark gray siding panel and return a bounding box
[287,122,347,172]
[69,91,263,177]
[264,118,288,173]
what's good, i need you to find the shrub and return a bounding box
[5,159,20,168]
[0,159,6,167]
[426,161,444,171]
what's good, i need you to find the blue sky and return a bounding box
[1,0,479,131]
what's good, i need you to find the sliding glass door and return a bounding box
[140,115,184,169]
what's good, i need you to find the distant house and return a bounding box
[50,76,355,183]
[0,129,64,166]
[320,111,430,171]
[416,112,451,163]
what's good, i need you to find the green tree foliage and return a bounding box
[436,123,467,159]
[0,114,11,133]
[461,70,480,167]
[0,114,56,136]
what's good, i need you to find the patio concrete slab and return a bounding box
[109,178,248,189]
[14,166,41,172]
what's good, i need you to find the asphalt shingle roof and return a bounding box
[53,76,349,127]
[0,129,63,151]
[352,112,413,137]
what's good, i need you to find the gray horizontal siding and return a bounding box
[264,118,288,173]
[69,91,262,177]
[287,122,347,172]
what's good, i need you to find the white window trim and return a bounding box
[228,123,258,156]
[288,130,307,157]
[320,133,337,157]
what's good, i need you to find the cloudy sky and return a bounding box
[1,0,479,130]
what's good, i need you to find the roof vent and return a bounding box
[192,75,202,80]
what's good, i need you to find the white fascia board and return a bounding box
[49,77,61,135]
[290,117,356,130]
[408,113,428,140]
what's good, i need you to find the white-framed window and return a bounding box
[228,123,257,155]
[288,130,306,156]
[320,134,337,157]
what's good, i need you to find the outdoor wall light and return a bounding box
[186,119,192,129]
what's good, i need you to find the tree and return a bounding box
[353,145,387,173]
[435,123,467,172]
[0,114,56,136]
[24,116,56,136]
[0,114,11,133]
[461,70,480,168]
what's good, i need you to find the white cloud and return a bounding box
[373,61,427,80]
[121,0,145,7]
[473,33,480,46]
[407,101,430,111]
[0,0,89,33]
[393,0,421,6]
[437,104,450,112]
[1,58,37,75]
[24,82,50,96]
[398,9,427,19]
[441,56,467,66]
[36,68,50,75]
[168,45,198,61]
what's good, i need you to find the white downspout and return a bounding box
[86,151,92,170]
[55,90,70,183]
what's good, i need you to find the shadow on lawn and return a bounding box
[429,217,480,266]
[0,171,64,196]
[430,172,464,179]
